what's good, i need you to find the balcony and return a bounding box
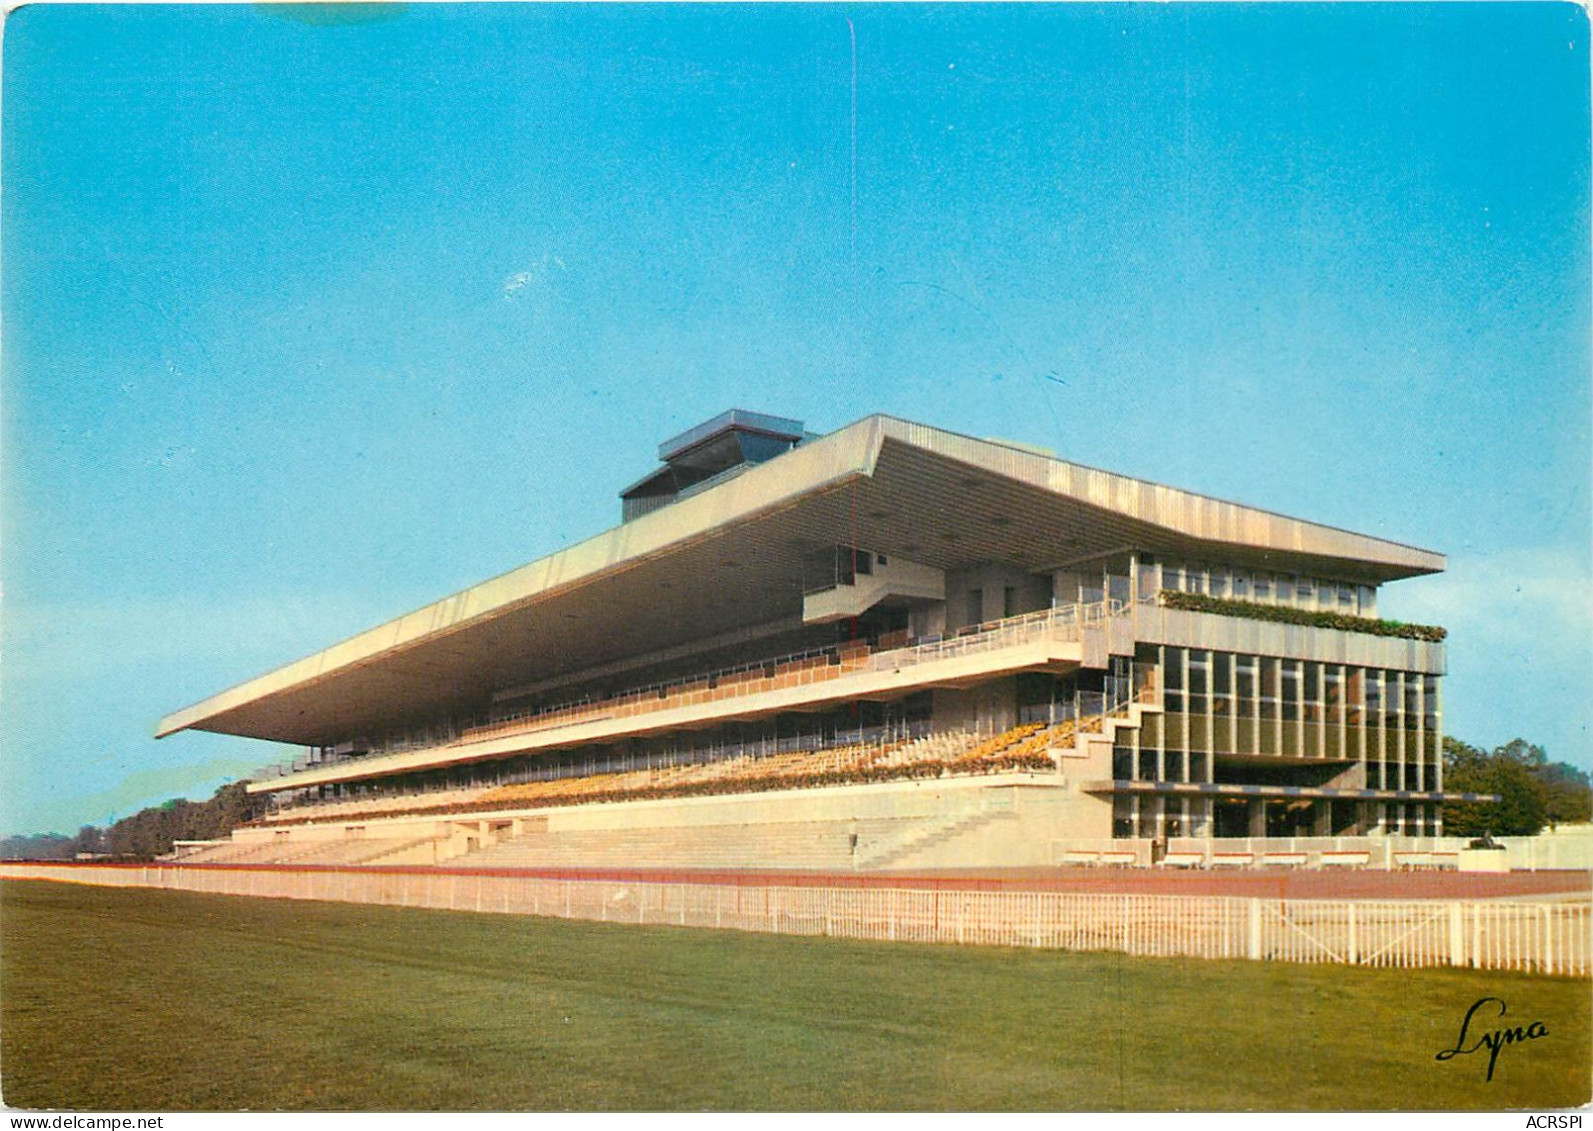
[247,600,1118,793]
[801,556,945,624]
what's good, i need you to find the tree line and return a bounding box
[1,781,266,862]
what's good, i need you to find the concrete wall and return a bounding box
[946,565,1051,630]
[931,676,1018,736]
[494,773,1094,871]
[909,601,947,639]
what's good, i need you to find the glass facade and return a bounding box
[1110,640,1443,839]
[1131,555,1380,618]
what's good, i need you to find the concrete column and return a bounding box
[1248,799,1267,837]
[1312,800,1332,836]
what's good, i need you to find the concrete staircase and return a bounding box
[856,806,1019,871]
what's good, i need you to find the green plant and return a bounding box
[1157,591,1447,642]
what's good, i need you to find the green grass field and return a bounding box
[1,879,1587,1111]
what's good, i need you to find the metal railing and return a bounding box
[250,598,1126,787]
[865,601,1114,672]
[457,600,1118,747]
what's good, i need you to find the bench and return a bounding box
[1262,852,1309,868]
[1160,851,1205,869]
[1060,850,1100,867]
[1100,851,1139,867]
[1430,851,1461,871]
[1210,852,1255,868]
[1319,851,1372,868]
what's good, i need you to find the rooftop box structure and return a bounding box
[619,409,807,522]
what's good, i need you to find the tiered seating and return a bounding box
[869,719,1086,775]
[173,839,296,865]
[282,837,436,865]
[176,835,441,866]
[266,783,492,825]
[469,739,896,812]
[999,717,1095,765]
[461,643,877,746]
[246,718,1091,831]
[943,723,1049,770]
[874,730,980,768]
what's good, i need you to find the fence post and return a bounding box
[1347,902,1357,964]
[1449,904,1465,968]
[1247,899,1262,960]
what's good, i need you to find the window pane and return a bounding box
[1164,649,1184,691]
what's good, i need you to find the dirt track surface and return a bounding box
[429,863,1591,901]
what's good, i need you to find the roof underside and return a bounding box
[157,416,1443,747]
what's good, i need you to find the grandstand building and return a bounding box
[158,411,1474,870]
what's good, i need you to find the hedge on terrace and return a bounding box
[1157,590,1447,642]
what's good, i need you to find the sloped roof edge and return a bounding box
[155,416,888,738]
[157,413,1442,740]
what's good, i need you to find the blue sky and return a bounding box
[3,3,1588,836]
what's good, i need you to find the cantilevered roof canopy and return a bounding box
[157,415,1443,747]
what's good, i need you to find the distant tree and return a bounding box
[1496,738,1548,768]
[73,825,104,856]
[11,779,263,861]
[1535,760,1592,827]
[85,781,266,860]
[0,833,74,860]
[1442,737,1549,837]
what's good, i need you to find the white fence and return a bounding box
[4,863,1587,976]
